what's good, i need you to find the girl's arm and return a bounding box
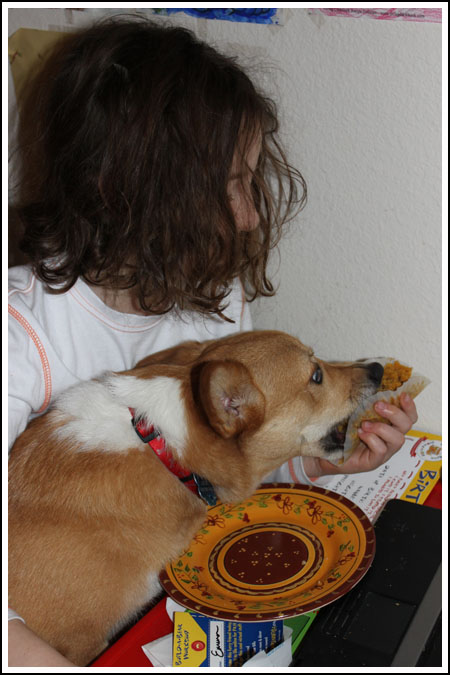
[8,304,49,450]
[8,619,74,667]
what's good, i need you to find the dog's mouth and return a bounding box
[320,419,349,454]
[316,362,385,458]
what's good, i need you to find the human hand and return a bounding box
[303,392,418,478]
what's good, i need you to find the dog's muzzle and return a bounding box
[320,360,384,455]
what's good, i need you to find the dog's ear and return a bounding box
[195,360,265,439]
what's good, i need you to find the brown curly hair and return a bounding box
[14,16,306,319]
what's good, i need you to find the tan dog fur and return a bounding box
[9,330,382,664]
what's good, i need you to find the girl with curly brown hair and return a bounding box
[8,17,417,666]
[9,17,307,438]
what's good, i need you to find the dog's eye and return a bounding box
[311,366,323,384]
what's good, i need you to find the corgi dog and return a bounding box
[9,330,383,665]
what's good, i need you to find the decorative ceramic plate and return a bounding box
[160,483,375,621]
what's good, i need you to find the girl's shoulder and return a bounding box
[8,264,37,300]
[8,264,65,319]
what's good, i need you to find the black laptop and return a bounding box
[291,498,442,667]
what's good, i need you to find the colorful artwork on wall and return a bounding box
[308,8,442,24]
[149,8,282,25]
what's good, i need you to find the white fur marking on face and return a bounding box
[300,420,332,444]
[52,374,187,456]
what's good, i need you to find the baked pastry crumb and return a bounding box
[380,361,412,392]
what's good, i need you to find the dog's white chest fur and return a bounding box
[53,374,188,455]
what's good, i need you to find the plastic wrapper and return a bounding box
[330,358,431,465]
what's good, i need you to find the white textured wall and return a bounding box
[8,8,442,433]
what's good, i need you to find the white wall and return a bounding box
[8,8,442,434]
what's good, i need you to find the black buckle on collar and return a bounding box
[131,416,160,444]
[179,474,217,506]
[193,473,217,506]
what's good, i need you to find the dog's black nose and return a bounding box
[366,361,384,387]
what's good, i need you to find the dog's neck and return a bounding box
[54,372,253,504]
[129,408,217,506]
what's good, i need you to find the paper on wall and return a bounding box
[8,28,67,103]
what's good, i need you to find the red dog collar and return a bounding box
[129,409,217,505]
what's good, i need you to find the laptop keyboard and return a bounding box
[291,499,441,666]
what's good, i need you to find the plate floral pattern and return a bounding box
[160,483,375,621]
